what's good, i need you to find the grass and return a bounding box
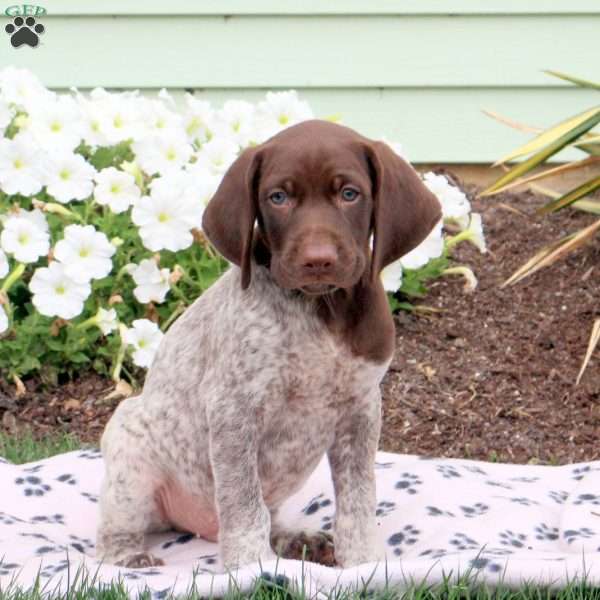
[0,434,599,599]
[0,430,83,464]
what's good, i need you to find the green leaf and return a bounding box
[491,106,600,166]
[483,108,600,195]
[538,174,600,214]
[544,70,600,91]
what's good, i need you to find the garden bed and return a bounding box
[1,181,599,465]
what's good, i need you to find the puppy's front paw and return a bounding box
[272,530,336,567]
[116,553,165,568]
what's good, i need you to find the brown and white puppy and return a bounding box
[96,120,441,570]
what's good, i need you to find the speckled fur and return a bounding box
[97,264,389,570]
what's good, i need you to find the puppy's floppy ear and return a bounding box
[365,141,442,281]
[202,147,262,289]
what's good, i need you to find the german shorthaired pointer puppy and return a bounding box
[96,120,441,570]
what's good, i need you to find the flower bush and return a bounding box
[0,67,485,384]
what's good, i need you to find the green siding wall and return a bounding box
[1,1,598,162]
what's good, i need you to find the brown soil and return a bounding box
[1,180,599,464]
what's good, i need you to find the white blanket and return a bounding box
[1,450,599,596]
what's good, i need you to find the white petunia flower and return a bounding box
[446,213,487,254]
[128,258,171,304]
[96,307,118,335]
[91,89,143,145]
[380,259,403,293]
[18,207,49,233]
[53,224,115,283]
[194,137,239,175]
[213,100,256,146]
[0,66,54,111]
[94,167,141,213]
[0,134,45,196]
[0,248,8,278]
[125,318,164,368]
[0,216,49,263]
[29,262,91,319]
[255,90,313,141]
[140,96,185,137]
[400,220,444,270]
[422,172,471,228]
[0,305,8,334]
[43,151,97,203]
[0,100,14,134]
[182,94,215,144]
[132,132,194,175]
[464,213,487,253]
[184,166,223,224]
[132,174,204,251]
[26,95,84,152]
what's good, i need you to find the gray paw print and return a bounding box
[426,506,455,517]
[460,503,489,518]
[56,473,77,485]
[0,562,20,576]
[574,493,600,506]
[376,501,396,517]
[572,465,597,481]
[549,490,569,505]
[449,532,479,551]
[303,494,332,515]
[387,525,420,556]
[470,557,503,573]
[395,473,422,495]
[14,475,51,497]
[499,529,528,548]
[534,523,559,541]
[563,527,595,545]
[321,515,333,531]
[507,496,539,507]
[437,465,461,479]
[419,548,448,559]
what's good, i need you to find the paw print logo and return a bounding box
[394,473,422,495]
[5,16,45,48]
[14,475,51,497]
[534,523,559,541]
[499,529,528,548]
[387,524,420,556]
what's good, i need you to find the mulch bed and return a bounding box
[1,178,599,465]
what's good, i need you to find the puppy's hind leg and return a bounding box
[96,445,167,568]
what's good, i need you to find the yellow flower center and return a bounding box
[79,247,90,258]
[91,120,100,132]
[50,121,62,133]
[166,148,177,161]
[138,339,147,348]
[233,120,240,132]
[186,117,200,135]
[55,284,66,295]
[18,233,29,245]
[59,169,71,181]
[278,114,290,125]
[13,158,23,170]
[110,183,121,194]
[156,118,165,129]
[113,115,123,129]
[158,212,170,223]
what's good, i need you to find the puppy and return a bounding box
[96,120,441,569]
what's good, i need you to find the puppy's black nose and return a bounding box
[300,244,338,275]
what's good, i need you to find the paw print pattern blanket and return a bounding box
[1,450,600,596]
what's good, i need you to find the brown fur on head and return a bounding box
[202,120,442,294]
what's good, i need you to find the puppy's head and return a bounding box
[202,120,441,294]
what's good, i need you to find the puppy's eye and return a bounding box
[341,187,360,202]
[268,191,288,205]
